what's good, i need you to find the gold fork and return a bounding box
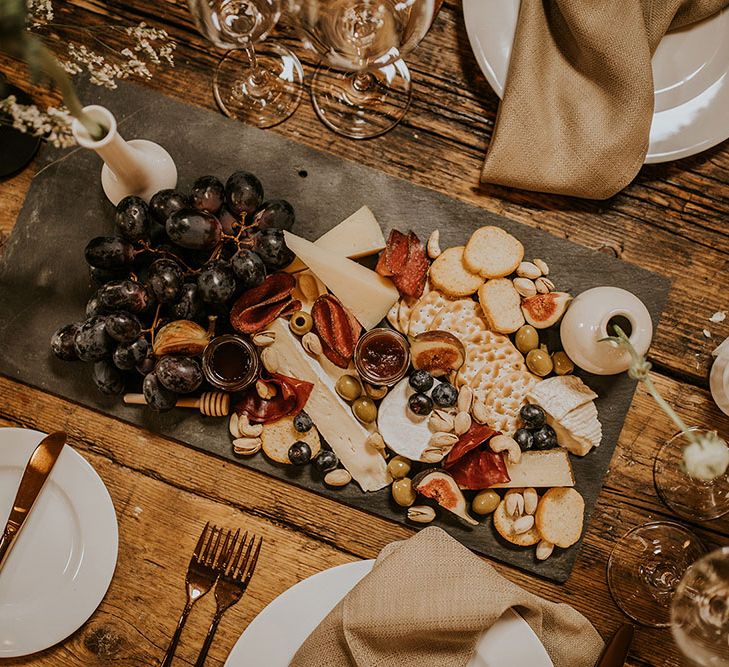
[193,532,263,667]
[160,523,236,667]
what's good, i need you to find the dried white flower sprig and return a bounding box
[0,94,74,147]
[603,325,729,481]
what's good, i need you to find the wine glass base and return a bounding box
[213,44,303,129]
[607,522,706,627]
[310,61,412,140]
[654,433,729,521]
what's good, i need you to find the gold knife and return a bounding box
[594,623,635,667]
[0,431,67,573]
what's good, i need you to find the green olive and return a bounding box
[472,490,500,515]
[392,478,416,507]
[515,325,539,354]
[552,351,574,376]
[335,374,362,402]
[352,396,377,424]
[387,455,411,480]
[289,312,313,336]
[526,348,553,377]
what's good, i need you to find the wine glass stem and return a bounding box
[353,71,375,92]
[243,46,269,88]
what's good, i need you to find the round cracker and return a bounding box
[429,246,484,298]
[480,369,541,435]
[458,330,524,389]
[492,500,541,547]
[261,415,321,464]
[429,299,486,344]
[535,487,584,548]
[408,290,452,337]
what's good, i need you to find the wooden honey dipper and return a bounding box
[123,391,230,417]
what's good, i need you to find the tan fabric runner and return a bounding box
[480,0,728,199]
[291,527,603,667]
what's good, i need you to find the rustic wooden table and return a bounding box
[1,2,728,666]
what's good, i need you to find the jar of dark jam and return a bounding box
[202,334,260,392]
[354,328,410,387]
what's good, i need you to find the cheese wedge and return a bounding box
[547,401,602,457]
[490,450,575,488]
[283,231,399,330]
[528,376,597,421]
[269,319,391,492]
[285,206,386,272]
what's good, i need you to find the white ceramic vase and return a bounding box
[71,105,177,205]
[559,286,653,375]
[710,343,729,417]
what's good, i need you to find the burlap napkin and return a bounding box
[480,0,728,199]
[290,527,603,667]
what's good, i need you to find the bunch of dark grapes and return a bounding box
[50,171,296,411]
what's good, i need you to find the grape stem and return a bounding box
[149,303,163,347]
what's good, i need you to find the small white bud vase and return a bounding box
[559,286,653,375]
[71,105,177,205]
[710,343,729,417]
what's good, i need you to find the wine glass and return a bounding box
[671,547,729,666]
[188,0,304,128]
[654,428,729,521]
[286,0,436,139]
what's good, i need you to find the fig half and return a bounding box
[410,330,465,377]
[521,292,572,329]
[412,469,478,526]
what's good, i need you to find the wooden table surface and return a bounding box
[1,2,728,665]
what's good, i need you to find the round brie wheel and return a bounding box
[377,377,433,460]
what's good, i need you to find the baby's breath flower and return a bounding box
[27,0,54,27]
[0,95,75,148]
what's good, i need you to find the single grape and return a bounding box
[115,195,150,241]
[288,441,312,465]
[431,382,458,408]
[532,425,558,450]
[293,410,313,432]
[253,199,295,231]
[313,450,338,474]
[113,336,149,370]
[105,311,142,343]
[191,175,225,214]
[254,228,294,270]
[230,249,266,289]
[90,266,128,286]
[170,283,205,320]
[74,316,113,362]
[225,171,263,217]
[197,259,236,304]
[84,236,136,270]
[156,356,203,394]
[50,323,81,361]
[166,208,222,250]
[409,370,434,393]
[98,280,153,313]
[142,372,178,412]
[408,392,433,416]
[86,291,107,317]
[218,207,238,235]
[519,403,546,429]
[92,360,125,395]
[147,258,183,303]
[135,345,156,375]
[149,188,189,224]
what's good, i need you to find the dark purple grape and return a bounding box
[197,260,236,304]
[533,425,558,450]
[147,258,183,304]
[105,311,142,343]
[218,207,238,235]
[92,360,125,395]
[50,323,80,361]
[254,228,294,270]
[408,370,434,393]
[142,372,178,412]
[166,208,222,250]
[115,195,150,241]
[514,428,534,451]
[84,236,135,270]
[230,249,266,289]
[135,346,156,375]
[170,283,204,321]
[408,392,433,416]
[74,316,113,362]
[90,266,128,286]
[113,336,149,370]
[149,188,189,224]
[253,199,294,231]
[293,410,313,432]
[191,175,225,214]
[288,441,312,465]
[431,382,458,408]
[519,403,546,429]
[225,171,263,217]
[98,280,153,313]
[313,450,338,474]
[149,221,169,246]
[86,291,107,317]
[155,356,203,394]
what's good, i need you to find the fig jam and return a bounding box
[202,334,259,391]
[354,328,410,387]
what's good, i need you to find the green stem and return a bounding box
[642,375,699,446]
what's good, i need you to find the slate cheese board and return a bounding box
[0,79,671,582]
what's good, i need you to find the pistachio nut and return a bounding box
[260,346,279,373]
[513,277,537,298]
[523,487,539,515]
[429,410,455,433]
[238,413,264,438]
[513,515,535,535]
[232,437,262,456]
[256,379,277,400]
[454,411,472,436]
[535,277,555,294]
[536,540,555,560]
[407,505,436,524]
[252,330,276,347]
[457,385,473,413]
[301,332,323,357]
[533,258,549,276]
[229,412,241,439]
[324,468,352,487]
[516,261,542,280]
[505,492,524,519]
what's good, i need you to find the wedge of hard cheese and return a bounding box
[285,206,386,272]
[269,319,391,491]
[490,449,575,488]
[283,231,398,330]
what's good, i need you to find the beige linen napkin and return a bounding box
[290,527,603,667]
[480,0,728,199]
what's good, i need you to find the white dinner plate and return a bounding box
[463,1,729,163]
[225,559,553,667]
[0,428,118,657]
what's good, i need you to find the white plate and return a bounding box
[0,428,118,657]
[225,560,553,667]
[463,1,729,163]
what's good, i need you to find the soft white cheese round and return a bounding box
[377,377,432,460]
